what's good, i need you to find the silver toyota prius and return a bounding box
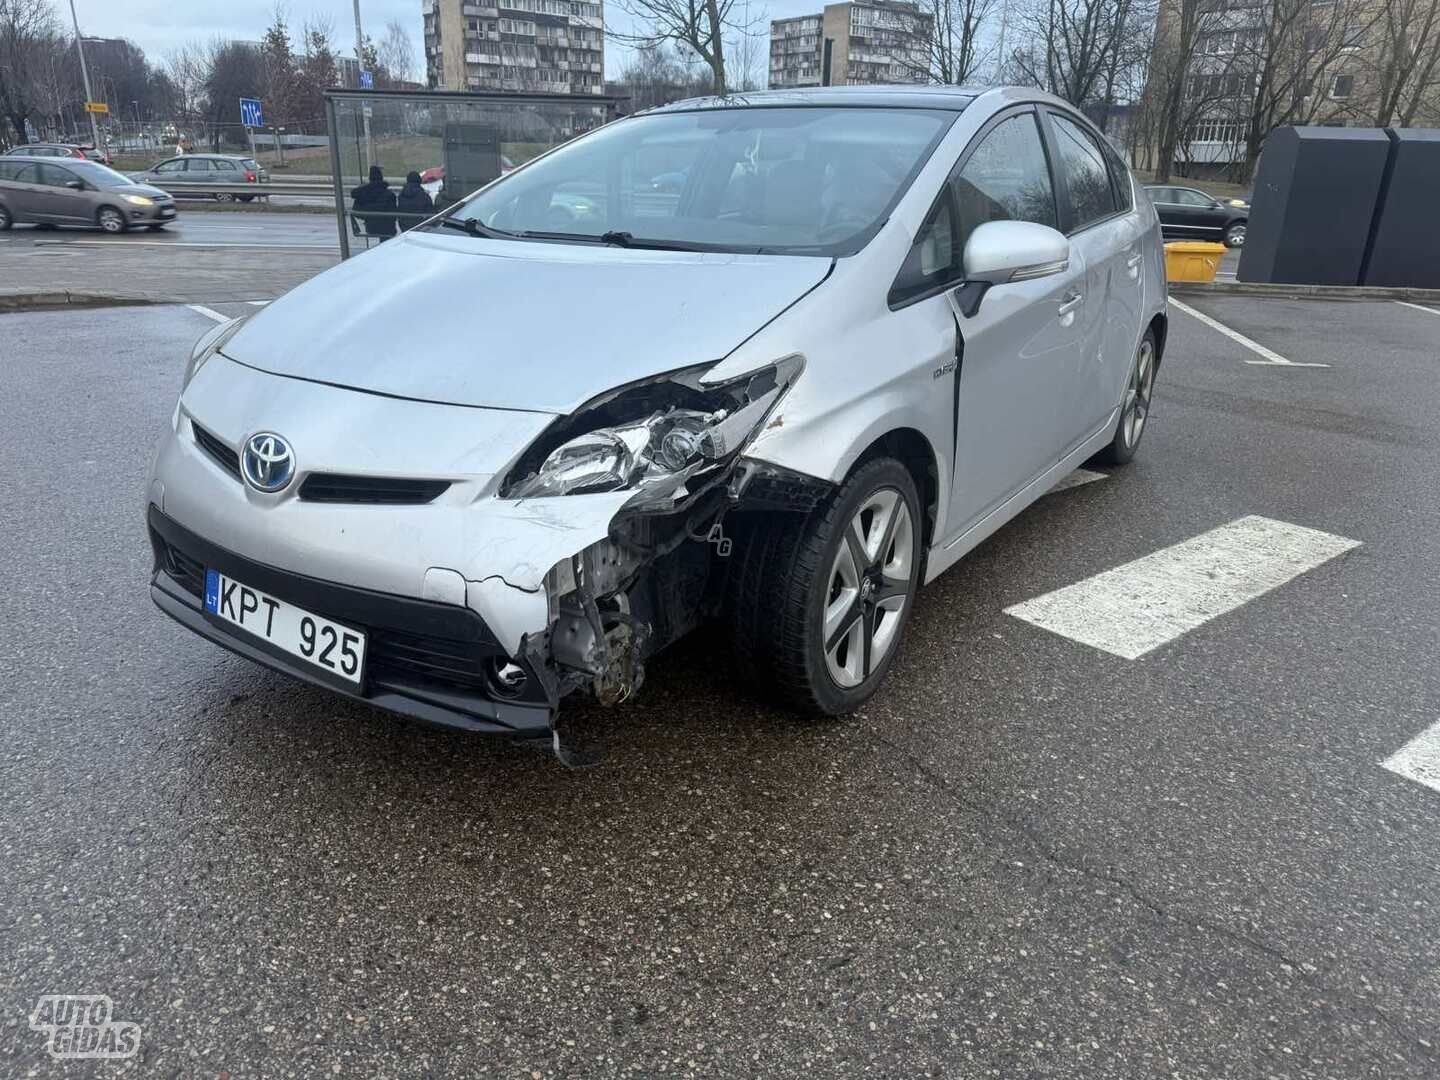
[147,86,1167,762]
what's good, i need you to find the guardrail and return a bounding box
[141,182,335,198]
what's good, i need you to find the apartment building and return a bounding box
[423,0,605,95]
[769,1,933,89]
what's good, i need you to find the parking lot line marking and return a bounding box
[1048,468,1108,494]
[1393,301,1440,318]
[185,304,232,324]
[1381,720,1440,795]
[1169,298,1330,367]
[245,300,271,307]
[1004,515,1359,659]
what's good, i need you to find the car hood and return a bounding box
[114,182,168,198]
[219,232,832,414]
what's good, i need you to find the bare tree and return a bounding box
[610,0,761,95]
[0,0,61,145]
[901,0,999,84]
[1369,0,1440,124]
[162,43,209,135]
[608,42,712,109]
[1232,0,1384,180]
[1008,0,1148,107]
[377,19,417,85]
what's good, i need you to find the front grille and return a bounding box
[152,529,501,698]
[192,423,241,480]
[162,542,207,597]
[368,628,490,692]
[298,474,450,504]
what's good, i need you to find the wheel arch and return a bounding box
[1148,312,1168,366]
[851,427,940,554]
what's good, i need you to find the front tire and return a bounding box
[0,203,11,230]
[1093,328,1157,466]
[97,206,126,234]
[728,457,922,715]
[214,192,235,203]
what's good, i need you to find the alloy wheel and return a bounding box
[98,208,124,233]
[1226,223,1246,247]
[822,488,914,688]
[1122,337,1156,449]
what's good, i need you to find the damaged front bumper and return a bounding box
[147,353,820,760]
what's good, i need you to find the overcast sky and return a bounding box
[68,0,820,81]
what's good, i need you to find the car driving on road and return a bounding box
[130,153,269,201]
[1144,183,1248,247]
[146,86,1167,762]
[0,156,177,232]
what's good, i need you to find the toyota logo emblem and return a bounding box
[241,432,295,493]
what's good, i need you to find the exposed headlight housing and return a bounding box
[506,355,802,509]
[123,194,154,206]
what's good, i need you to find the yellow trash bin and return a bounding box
[1163,241,1228,283]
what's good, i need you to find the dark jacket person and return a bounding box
[396,171,434,230]
[350,165,397,239]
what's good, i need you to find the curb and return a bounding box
[1171,280,1440,302]
[0,291,163,312]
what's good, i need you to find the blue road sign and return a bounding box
[239,98,264,127]
[359,70,374,89]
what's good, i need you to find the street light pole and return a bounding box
[352,0,374,169]
[67,0,103,153]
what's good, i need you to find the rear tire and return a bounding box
[1092,328,1157,466]
[97,206,126,234]
[1224,221,1246,247]
[239,195,255,203]
[0,203,11,230]
[727,457,922,715]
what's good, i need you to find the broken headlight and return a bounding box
[508,356,801,508]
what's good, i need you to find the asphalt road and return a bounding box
[0,210,341,251]
[1,296,1438,1078]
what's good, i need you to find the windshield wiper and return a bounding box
[435,217,514,240]
[513,229,708,252]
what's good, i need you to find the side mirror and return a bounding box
[65,179,85,190]
[956,220,1071,317]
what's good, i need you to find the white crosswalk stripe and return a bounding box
[1381,720,1440,795]
[185,304,231,324]
[1004,515,1360,659]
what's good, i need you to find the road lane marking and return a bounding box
[185,304,232,324]
[32,240,337,251]
[1048,468,1108,494]
[1393,301,1440,318]
[1382,720,1440,795]
[1004,515,1359,659]
[1169,298,1330,367]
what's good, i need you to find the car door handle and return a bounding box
[1057,292,1083,316]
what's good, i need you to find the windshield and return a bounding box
[65,160,138,188]
[446,107,957,255]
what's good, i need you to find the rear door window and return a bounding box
[39,164,77,187]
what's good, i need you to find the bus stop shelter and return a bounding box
[323,87,626,258]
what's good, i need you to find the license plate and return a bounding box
[204,570,366,685]
[159,207,176,216]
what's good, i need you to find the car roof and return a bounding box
[644,84,982,114]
